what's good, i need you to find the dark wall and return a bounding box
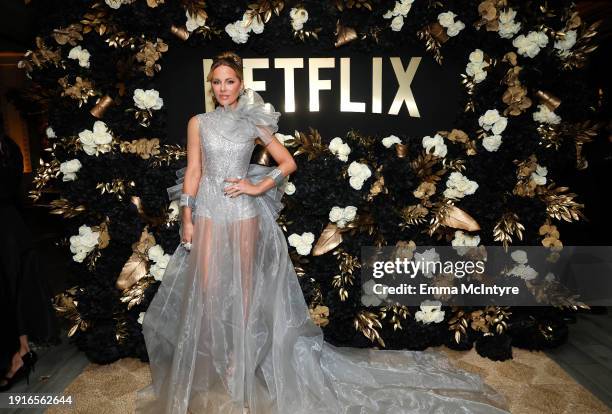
[0,0,32,52]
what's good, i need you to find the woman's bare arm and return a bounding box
[182,115,202,224]
[255,127,297,194]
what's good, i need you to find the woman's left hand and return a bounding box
[223,177,261,197]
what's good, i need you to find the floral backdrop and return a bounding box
[16,0,608,363]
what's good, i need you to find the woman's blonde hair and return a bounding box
[207,51,244,106]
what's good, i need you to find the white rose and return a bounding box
[243,12,265,34]
[60,159,82,181]
[78,121,113,156]
[532,31,549,47]
[466,59,488,83]
[349,176,365,190]
[337,143,351,162]
[452,230,481,257]
[382,135,402,148]
[73,250,87,263]
[390,15,404,31]
[510,249,528,264]
[329,137,351,162]
[444,172,478,199]
[68,45,91,68]
[347,161,371,190]
[452,230,480,246]
[396,3,411,15]
[535,164,547,177]
[388,2,402,17]
[347,161,370,179]
[422,134,448,158]
[438,11,457,28]
[361,293,382,306]
[291,20,304,31]
[290,8,308,30]
[168,200,179,220]
[288,232,314,256]
[491,117,508,135]
[150,263,165,281]
[148,244,165,262]
[415,300,445,324]
[156,254,171,269]
[344,206,357,221]
[473,69,487,83]
[413,248,440,277]
[499,21,521,39]
[46,126,56,138]
[554,30,577,51]
[105,0,123,9]
[514,31,548,57]
[363,279,376,294]
[482,134,502,152]
[447,20,465,37]
[133,88,164,111]
[499,8,517,24]
[78,225,100,249]
[533,104,561,124]
[69,235,82,251]
[469,49,484,63]
[92,121,112,146]
[465,62,479,77]
[508,264,538,280]
[78,130,94,147]
[186,10,207,32]
[479,109,501,128]
[530,164,547,185]
[329,206,344,223]
[225,21,250,43]
[69,225,99,262]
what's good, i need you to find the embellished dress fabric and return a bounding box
[135,89,510,414]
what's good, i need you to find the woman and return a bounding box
[135,51,510,414]
[0,127,58,390]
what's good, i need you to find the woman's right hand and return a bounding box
[181,220,194,245]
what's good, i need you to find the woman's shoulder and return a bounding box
[188,112,212,126]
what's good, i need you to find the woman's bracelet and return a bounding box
[179,193,196,209]
[265,168,284,187]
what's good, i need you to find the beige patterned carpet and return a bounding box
[46,347,611,414]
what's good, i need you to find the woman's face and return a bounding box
[211,65,242,107]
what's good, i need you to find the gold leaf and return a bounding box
[312,222,343,256]
[116,251,148,291]
[493,212,525,249]
[354,310,385,348]
[441,205,480,231]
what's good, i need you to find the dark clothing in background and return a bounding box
[0,135,59,374]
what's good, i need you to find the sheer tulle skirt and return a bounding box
[135,166,510,414]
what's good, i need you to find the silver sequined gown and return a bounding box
[134,89,510,414]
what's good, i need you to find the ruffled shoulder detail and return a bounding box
[215,88,280,144]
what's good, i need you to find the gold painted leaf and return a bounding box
[441,205,481,231]
[116,251,148,291]
[312,222,343,256]
[68,323,79,338]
